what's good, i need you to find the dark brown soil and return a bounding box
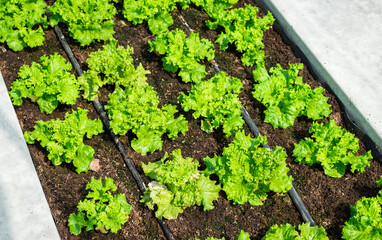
[1,1,381,240]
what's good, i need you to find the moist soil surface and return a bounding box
[1,1,381,239]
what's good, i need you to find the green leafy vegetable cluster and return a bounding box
[203,130,293,205]
[342,177,382,239]
[191,0,238,22]
[253,63,332,129]
[68,177,132,235]
[105,85,188,155]
[24,108,104,173]
[0,0,47,51]
[141,149,221,219]
[123,0,190,35]
[79,39,150,100]
[49,0,118,46]
[149,29,215,83]
[179,71,244,136]
[262,223,329,240]
[194,230,250,240]
[9,53,79,114]
[293,120,373,178]
[207,4,274,66]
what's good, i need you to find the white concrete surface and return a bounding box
[258,0,382,151]
[0,72,60,240]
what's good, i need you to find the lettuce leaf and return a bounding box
[204,130,293,205]
[24,108,104,173]
[68,177,132,235]
[293,120,372,178]
[105,85,188,155]
[179,71,244,137]
[79,39,150,100]
[342,180,382,240]
[9,53,79,114]
[0,0,47,51]
[49,0,118,46]
[205,4,274,67]
[192,0,239,21]
[262,223,329,240]
[141,149,221,219]
[149,29,215,83]
[253,63,332,129]
[123,0,177,35]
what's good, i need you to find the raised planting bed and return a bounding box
[1,0,381,239]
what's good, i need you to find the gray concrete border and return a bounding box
[0,71,60,240]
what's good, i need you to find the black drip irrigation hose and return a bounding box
[178,13,316,227]
[45,8,176,240]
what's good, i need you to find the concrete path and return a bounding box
[0,72,60,240]
[257,0,382,152]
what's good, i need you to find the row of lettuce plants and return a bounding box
[134,0,378,238]
[3,0,380,238]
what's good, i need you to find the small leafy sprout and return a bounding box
[9,53,79,114]
[0,0,48,51]
[141,149,221,219]
[293,120,373,178]
[24,108,104,173]
[68,177,132,235]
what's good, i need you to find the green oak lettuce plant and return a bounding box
[191,0,239,22]
[49,0,118,46]
[207,4,274,67]
[0,0,48,51]
[24,108,104,173]
[9,53,79,114]
[253,63,332,129]
[342,177,382,240]
[203,130,293,205]
[141,149,221,219]
[149,29,215,83]
[262,223,329,240]
[179,71,244,137]
[105,85,188,155]
[123,0,190,35]
[79,39,150,100]
[293,120,373,178]
[68,177,132,235]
